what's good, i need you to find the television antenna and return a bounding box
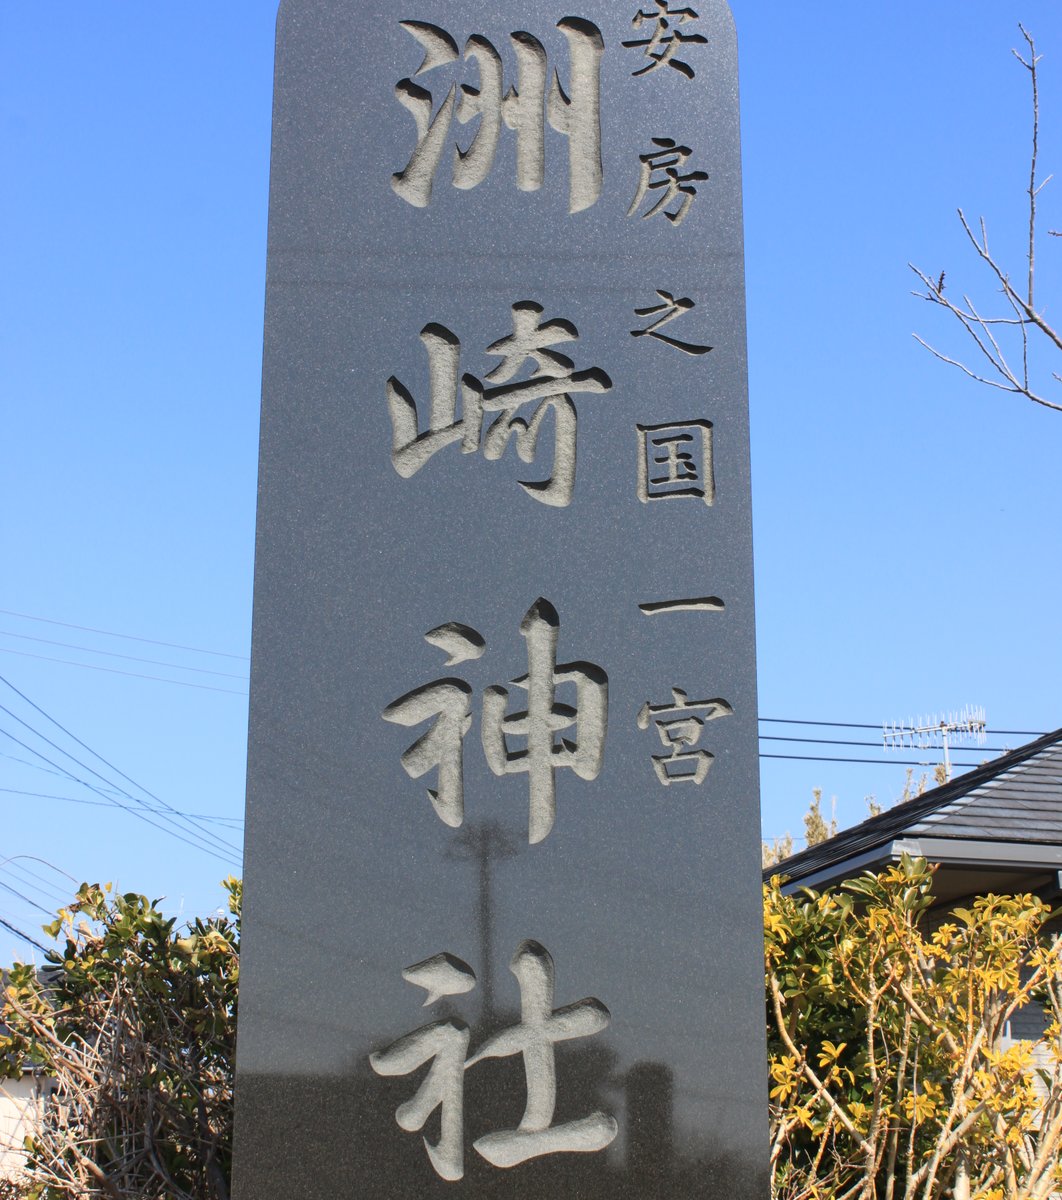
[882,705,986,783]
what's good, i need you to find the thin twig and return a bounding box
[1014,24,1041,308]
[910,25,1062,414]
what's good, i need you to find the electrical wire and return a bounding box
[0,609,248,660]
[760,718,881,729]
[0,854,78,885]
[0,629,248,680]
[0,616,1050,796]
[0,729,242,864]
[0,672,242,859]
[0,647,248,695]
[0,861,70,907]
[758,717,1048,737]
[0,725,239,868]
[0,875,55,919]
[0,674,242,857]
[761,734,886,747]
[760,734,1016,753]
[2,749,126,794]
[0,786,243,825]
[0,615,1050,738]
[762,752,984,767]
[0,915,47,954]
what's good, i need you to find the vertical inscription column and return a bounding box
[234,2,767,1197]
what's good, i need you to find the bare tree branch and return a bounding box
[911,26,1062,413]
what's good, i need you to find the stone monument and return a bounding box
[233,2,768,1195]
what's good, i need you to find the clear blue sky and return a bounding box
[1,1,1060,958]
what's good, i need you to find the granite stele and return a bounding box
[233,2,768,1195]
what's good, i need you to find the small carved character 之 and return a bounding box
[627,137,708,226]
[392,19,604,213]
[636,687,733,785]
[371,943,617,1180]
[636,420,714,505]
[482,598,608,844]
[384,601,608,842]
[386,302,613,506]
[622,0,708,79]
[630,290,711,356]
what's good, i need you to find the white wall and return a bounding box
[0,1073,49,1179]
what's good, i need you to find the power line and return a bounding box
[0,786,243,825]
[760,718,881,729]
[0,611,1052,730]
[761,734,884,747]
[0,914,48,955]
[0,723,239,868]
[0,648,248,696]
[0,609,248,661]
[1,749,126,794]
[759,717,1048,737]
[762,752,984,767]
[0,861,70,907]
[0,854,79,885]
[0,689,241,859]
[0,673,242,857]
[0,629,248,680]
[760,734,1015,753]
[0,614,1051,739]
[0,724,241,867]
[0,725,1024,776]
[0,875,55,919]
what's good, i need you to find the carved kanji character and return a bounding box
[467,941,617,1167]
[383,624,484,827]
[386,303,612,507]
[622,1,708,80]
[372,944,616,1179]
[393,20,603,213]
[636,420,714,504]
[369,953,478,1180]
[480,302,611,507]
[482,598,607,843]
[631,290,711,356]
[636,687,733,785]
[627,137,708,225]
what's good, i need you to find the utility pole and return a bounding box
[883,705,986,782]
[445,820,518,1022]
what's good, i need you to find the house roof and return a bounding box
[765,726,1062,894]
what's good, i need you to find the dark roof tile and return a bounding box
[766,727,1062,884]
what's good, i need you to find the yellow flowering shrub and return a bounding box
[765,856,1062,1200]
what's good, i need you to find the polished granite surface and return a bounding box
[234,3,768,1195]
